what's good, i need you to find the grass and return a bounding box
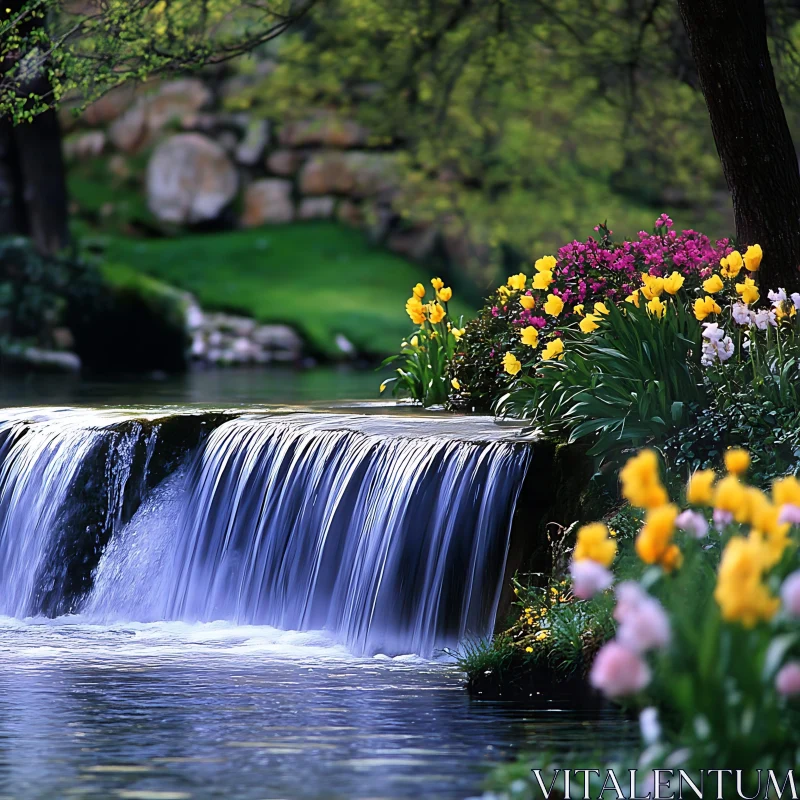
[95,223,472,359]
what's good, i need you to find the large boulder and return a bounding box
[298,196,335,220]
[146,134,239,225]
[109,79,212,154]
[278,113,368,148]
[242,179,294,226]
[266,149,306,177]
[235,119,270,165]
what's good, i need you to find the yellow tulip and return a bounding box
[408,307,426,325]
[502,352,522,375]
[544,294,564,317]
[413,283,426,298]
[640,274,664,299]
[534,255,557,273]
[715,536,779,627]
[541,338,564,361]
[744,244,762,272]
[507,273,527,291]
[437,287,453,302]
[687,469,716,505]
[724,448,751,475]
[573,304,584,316]
[663,272,685,295]
[451,378,461,390]
[736,277,760,305]
[594,302,610,316]
[625,290,640,308]
[520,295,535,310]
[702,274,724,294]
[574,523,617,567]
[647,296,666,318]
[579,314,600,333]
[532,271,553,290]
[429,303,446,324]
[520,326,539,348]
[693,296,721,321]
[431,277,444,290]
[720,250,744,279]
[451,327,465,340]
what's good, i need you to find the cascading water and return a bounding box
[0,409,531,657]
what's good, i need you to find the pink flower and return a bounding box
[779,504,800,525]
[676,509,709,539]
[570,559,613,600]
[590,641,651,698]
[776,662,800,696]
[614,582,671,653]
[781,571,800,618]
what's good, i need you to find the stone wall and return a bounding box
[64,76,444,266]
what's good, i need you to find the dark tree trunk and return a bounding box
[676,0,800,291]
[0,0,70,255]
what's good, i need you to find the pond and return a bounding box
[0,619,630,800]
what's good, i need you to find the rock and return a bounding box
[64,131,106,161]
[242,179,294,226]
[299,151,397,197]
[335,334,356,356]
[109,79,212,154]
[216,131,240,154]
[252,324,303,355]
[387,225,439,261]
[235,119,270,166]
[266,149,306,177]
[298,196,335,220]
[146,134,239,225]
[3,345,81,373]
[337,199,363,227]
[185,302,205,332]
[278,113,368,148]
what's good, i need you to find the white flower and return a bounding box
[716,335,734,362]
[701,322,724,341]
[754,309,777,330]
[676,509,709,539]
[701,341,717,367]
[569,559,614,600]
[731,302,754,326]
[769,288,787,306]
[614,582,671,653]
[791,292,800,310]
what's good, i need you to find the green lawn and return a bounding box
[102,223,472,358]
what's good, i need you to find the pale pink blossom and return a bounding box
[779,504,800,525]
[614,582,671,653]
[780,571,800,618]
[590,641,651,698]
[676,509,709,539]
[713,508,734,530]
[570,559,613,600]
[776,662,800,696]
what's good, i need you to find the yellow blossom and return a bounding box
[773,475,800,507]
[525,646,534,653]
[429,303,446,324]
[431,277,444,290]
[451,327,465,340]
[687,469,716,505]
[437,287,453,302]
[744,244,762,272]
[736,277,760,305]
[503,352,522,375]
[507,273,527,291]
[573,304,585,316]
[714,475,748,519]
[379,382,387,393]
[594,302,610,316]
[693,296,721,321]
[579,314,600,333]
[520,326,540,348]
[702,274,724,294]
[724,448,750,475]
[541,338,564,361]
[663,272,685,295]
[720,250,744,279]
[641,274,665,299]
[410,335,419,347]
[532,271,553,290]
[520,295,536,310]
[636,504,681,571]
[451,378,461,390]
[535,255,557,273]
[498,285,510,297]
[715,536,779,627]
[625,290,641,308]
[413,283,426,299]
[647,296,666,318]
[620,449,668,509]
[574,522,617,567]
[407,305,427,325]
[544,294,564,317]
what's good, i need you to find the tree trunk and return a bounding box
[676,0,800,291]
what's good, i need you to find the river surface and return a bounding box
[0,619,628,800]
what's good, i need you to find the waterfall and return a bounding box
[0,410,531,657]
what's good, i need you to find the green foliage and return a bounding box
[97,223,472,360]
[0,236,101,346]
[497,299,708,465]
[454,634,515,679]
